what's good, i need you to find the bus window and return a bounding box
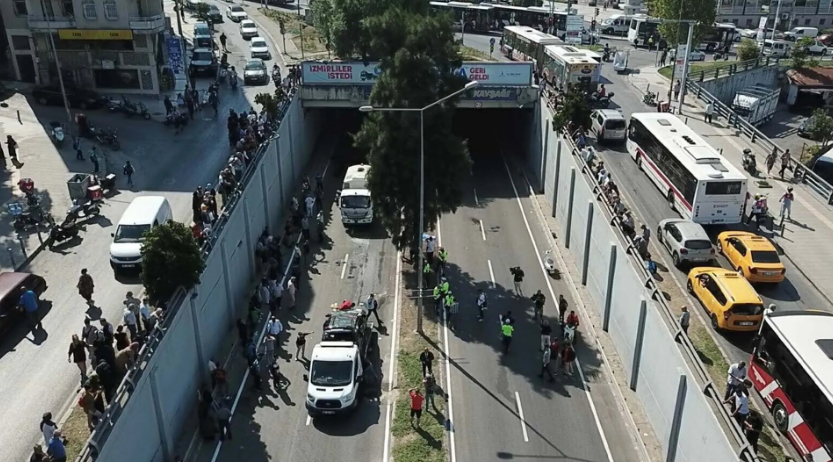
[812,156,833,184]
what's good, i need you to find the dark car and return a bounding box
[208,5,223,22]
[32,84,105,109]
[0,272,47,333]
[243,59,268,84]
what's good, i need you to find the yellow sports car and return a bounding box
[716,231,785,283]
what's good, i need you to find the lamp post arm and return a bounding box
[422,85,472,111]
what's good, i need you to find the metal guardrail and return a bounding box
[75,88,298,461]
[685,80,833,205]
[559,130,762,462]
[686,56,784,82]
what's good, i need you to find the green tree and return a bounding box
[255,88,287,121]
[792,37,821,69]
[325,0,388,60]
[646,0,716,46]
[194,3,210,21]
[807,108,833,149]
[141,221,206,303]
[737,38,760,61]
[352,4,471,250]
[551,87,592,132]
[311,0,336,54]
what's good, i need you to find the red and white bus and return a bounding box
[751,311,833,462]
[627,113,748,225]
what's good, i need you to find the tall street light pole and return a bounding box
[359,79,479,334]
[39,0,73,133]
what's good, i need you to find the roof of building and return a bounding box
[786,67,833,88]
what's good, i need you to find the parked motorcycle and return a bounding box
[742,148,757,175]
[643,91,657,106]
[68,198,102,220]
[92,127,120,151]
[49,121,65,147]
[48,217,79,247]
[588,91,614,108]
[106,97,124,113]
[91,173,118,194]
[8,197,49,231]
[122,97,151,120]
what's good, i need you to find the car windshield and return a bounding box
[751,250,780,263]
[192,52,213,62]
[730,303,763,316]
[114,224,151,243]
[252,39,266,47]
[242,21,255,28]
[605,119,626,130]
[684,239,712,250]
[245,61,264,71]
[310,360,353,386]
[231,6,244,12]
[342,196,371,209]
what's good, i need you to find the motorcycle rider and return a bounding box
[597,84,606,98]
[603,43,611,61]
[742,148,756,173]
[272,64,281,88]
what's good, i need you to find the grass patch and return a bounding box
[61,403,91,461]
[259,9,328,55]
[458,45,496,62]
[579,44,604,52]
[391,269,447,462]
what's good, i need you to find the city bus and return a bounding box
[627,15,662,47]
[697,22,738,51]
[750,311,833,462]
[812,149,833,185]
[626,113,748,225]
[541,44,601,92]
[501,26,561,66]
[429,1,495,33]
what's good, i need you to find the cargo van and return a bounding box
[760,39,791,58]
[110,196,173,272]
[339,164,373,225]
[785,26,818,41]
[599,14,633,35]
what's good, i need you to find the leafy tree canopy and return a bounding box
[141,221,206,303]
[349,4,471,250]
[646,0,716,45]
[552,87,592,132]
[807,108,833,149]
[736,39,760,62]
[791,37,821,70]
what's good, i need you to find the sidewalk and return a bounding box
[633,65,833,305]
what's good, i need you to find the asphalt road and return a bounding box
[439,111,642,462]
[0,15,288,462]
[194,134,397,462]
[593,62,831,365]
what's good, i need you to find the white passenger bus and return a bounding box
[627,113,748,225]
[627,15,661,47]
[501,26,561,66]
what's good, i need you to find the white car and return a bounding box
[739,28,757,39]
[803,39,829,55]
[250,37,270,59]
[688,50,706,61]
[226,5,247,22]
[240,19,258,39]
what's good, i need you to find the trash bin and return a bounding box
[67,174,92,202]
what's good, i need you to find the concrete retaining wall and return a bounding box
[699,65,783,105]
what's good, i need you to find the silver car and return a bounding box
[656,218,715,267]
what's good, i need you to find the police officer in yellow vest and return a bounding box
[433,285,443,316]
[423,260,432,288]
[444,291,456,323]
[440,277,449,296]
[438,247,448,276]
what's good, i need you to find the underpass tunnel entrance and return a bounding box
[453,107,538,168]
[318,108,367,177]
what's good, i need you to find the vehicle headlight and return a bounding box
[307,394,315,403]
[340,387,357,404]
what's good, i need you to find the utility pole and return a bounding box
[678,21,694,112]
[773,0,784,34]
[298,1,305,59]
[39,0,73,133]
[460,11,465,46]
[174,0,189,72]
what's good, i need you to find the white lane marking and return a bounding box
[439,234,457,462]
[382,252,403,462]
[479,219,486,241]
[341,254,349,279]
[437,219,443,247]
[500,153,615,462]
[306,414,312,426]
[474,188,479,206]
[514,391,530,443]
[487,260,496,288]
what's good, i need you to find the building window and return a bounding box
[104,0,118,20]
[805,18,812,24]
[62,0,75,16]
[821,18,827,25]
[11,36,31,51]
[83,0,96,19]
[732,18,739,25]
[746,18,754,26]
[94,69,141,90]
[42,0,55,18]
[13,0,27,15]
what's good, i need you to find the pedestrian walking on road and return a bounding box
[123,161,135,187]
[220,32,228,52]
[366,293,382,325]
[89,147,100,174]
[679,306,690,335]
[73,136,84,160]
[213,400,232,440]
[287,277,297,310]
[77,269,95,307]
[419,347,435,377]
[295,331,312,360]
[6,135,19,164]
[476,289,487,321]
[540,319,553,351]
[423,374,436,409]
[672,79,681,101]
[779,149,791,179]
[725,361,748,400]
[40,412,57,445]
[510,266,525,297]
[19,286,41,331]
[409,388,424,428]
[561,344,576,376]
[68,334,89,384]
[780,187,794,220]
[558,294,568,325]
[766,151,777,175]
[538,346,555,382]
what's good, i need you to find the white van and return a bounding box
[600,14,632,35]
[110,196,173,272]
[760,39,791,58]
[785,26,818,41]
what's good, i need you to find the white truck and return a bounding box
[304,307,374,417]
[339,164,373,225]
[731,85,780,127]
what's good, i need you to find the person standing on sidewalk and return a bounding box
[73,136,84,160]
[68,334,88,384]
[766,151,777,175]
[679,306,690,335]
[780,187,794,220]
[90,146,100,174]
[123,161,135,187]
[704,101,714,124]
[77,269,95,308]
[673,79,681,101]
[220,32,228,52]
[419,347,435,376]
[287,277,297,310]
[123,304,138,340]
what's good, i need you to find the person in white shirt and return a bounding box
[259,280,271,310]
[725,361,747,400]
[425,236,437,265]
[305,195,315,217]
[139,297,152,332]
[724,386,750,427]
[287,277,297,310]
[476,289,487,321]
[269,279,283,313]
[267,316,283,337]
[123,306,138,340]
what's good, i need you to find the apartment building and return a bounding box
[718,0,833,31]
[1,0,169,94]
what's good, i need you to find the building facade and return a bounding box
[718,0,833,31]
[2,0,169,94]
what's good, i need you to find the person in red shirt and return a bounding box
[338,300,355,311]
[566,310,579,328]
[409,388,424,428]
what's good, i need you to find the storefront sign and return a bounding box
[58,29,134,40]
[166,37,184,75]
[673,44,688,79]
[302,62,532,86]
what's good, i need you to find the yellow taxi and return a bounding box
[716,231,786,284]
[687,267,764,332]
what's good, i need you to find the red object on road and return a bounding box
[18,178,34,195]
[87,185,103,201]
[339,300,354,311]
